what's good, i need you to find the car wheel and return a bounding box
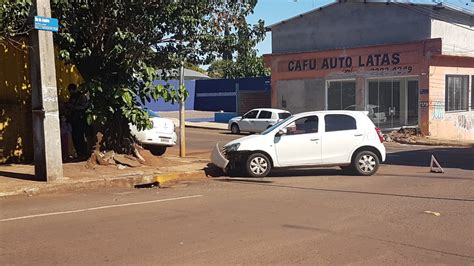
[246,153,271,177]
[231,123,240,134]
[148,146,167,156]
[352,150,379,176]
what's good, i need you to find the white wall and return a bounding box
[431,19,474,57]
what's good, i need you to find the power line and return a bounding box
[433,1,474,16]
[391,1,474,31]
[397,1,472,24]
[409,4,474,28]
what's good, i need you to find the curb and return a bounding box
[0,170,205,198]
[154,170,206,186]
[393,139,474,147]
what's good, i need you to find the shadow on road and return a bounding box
[204,163,347,179]
[215,179,474,202]
[269,168,344,177]
[0,171,39,181]
[216,178,273,184]
[0,157,89,182]
[386,147,474,170]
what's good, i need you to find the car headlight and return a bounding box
[225,143,240,152]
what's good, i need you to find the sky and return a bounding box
[246,0,474,56]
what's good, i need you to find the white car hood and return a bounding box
[224,134,267,151]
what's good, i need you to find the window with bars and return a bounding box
[472,76,474,111]
[445,75,469,112]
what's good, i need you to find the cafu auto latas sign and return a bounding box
[34,16,59,32]
[287,53,401,72]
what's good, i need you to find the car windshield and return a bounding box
[261,115,294,135]
[278,112,291,119]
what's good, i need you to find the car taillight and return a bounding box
[375,127,384,143]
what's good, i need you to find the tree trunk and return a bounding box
[100,113,135,155]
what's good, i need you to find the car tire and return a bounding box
[231,123,240,134]
[246,153,271,178]
[352,150,379,176]
[148,146,167,156]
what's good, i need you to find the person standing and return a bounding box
[66,84,89,158]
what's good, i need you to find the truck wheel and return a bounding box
[246,153,271,177]
[231,123,240,134]
[352,150,379,176]
[148,146,167,156]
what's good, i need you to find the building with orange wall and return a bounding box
[264,0,474,140]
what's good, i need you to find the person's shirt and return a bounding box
[69,93,88,112]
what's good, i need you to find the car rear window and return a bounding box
[325,114,357,132]
[279,112,291,119]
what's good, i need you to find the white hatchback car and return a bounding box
[228,108,291,134]
[212,110,386,177]
[130,110,177,155]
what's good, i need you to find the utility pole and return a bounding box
[29,0,64,181]
[179,60,186,157]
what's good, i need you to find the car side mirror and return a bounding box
[276,128,287,137]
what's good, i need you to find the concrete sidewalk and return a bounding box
[185,121,228,130]
[159,110,229,131]
[0,156,209,198]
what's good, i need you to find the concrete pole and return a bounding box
[29,0,64,181]
[179,60,186,157]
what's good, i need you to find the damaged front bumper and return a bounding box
[211,143,229,171]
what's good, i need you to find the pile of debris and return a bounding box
[384,127,423,144]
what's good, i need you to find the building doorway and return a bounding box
[367,77,418,129]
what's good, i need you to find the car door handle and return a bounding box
[310,138,319,141]
[354,134,363,137]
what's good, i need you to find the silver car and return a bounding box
[228,108,291,134]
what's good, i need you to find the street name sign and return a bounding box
[34,16,59,32]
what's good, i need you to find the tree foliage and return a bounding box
[207,6,269,79]
[0,0,32,47]
[208,56,270,79]
[0,0,264,154]
[53,0,265,154]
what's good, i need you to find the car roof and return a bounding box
[293,110,367,118]
[251,108,290,113]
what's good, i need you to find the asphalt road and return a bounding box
[1,128,473,265]
[167,128,239,157]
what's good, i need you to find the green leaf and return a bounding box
[121,91,132,106]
